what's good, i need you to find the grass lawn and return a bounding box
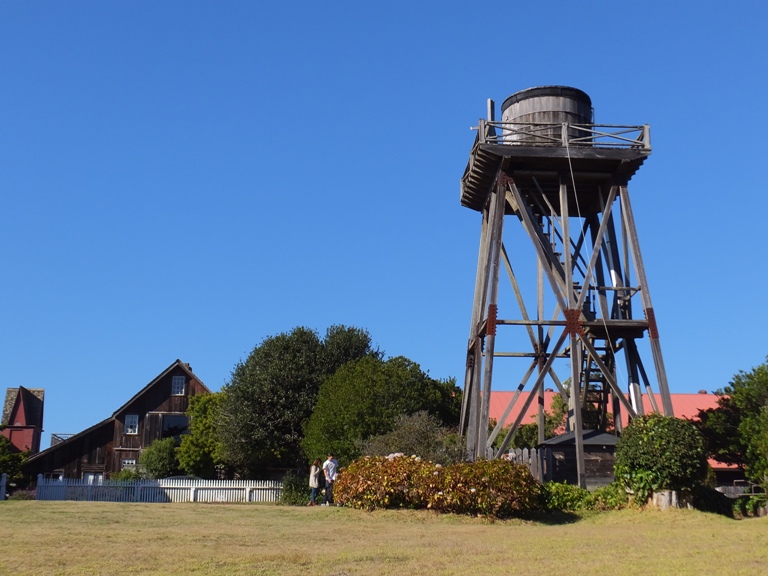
[1,502,767,575]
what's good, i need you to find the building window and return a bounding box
[122,459,137,470]
[162,414,189,441]
[125,414,139,435]
[171,375,185,395]
[83,472,103,485]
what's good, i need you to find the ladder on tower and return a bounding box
[580,346,611,431]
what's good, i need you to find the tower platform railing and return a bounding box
[474,120,650,150]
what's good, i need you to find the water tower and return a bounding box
[458,86,673,487]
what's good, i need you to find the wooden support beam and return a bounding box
[486,360,537,448]
[619,186,674,416]
[494,329,568,457]
[476,175,507,459]
[506,182,569,312]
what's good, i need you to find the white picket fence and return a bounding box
[35,475,282,503]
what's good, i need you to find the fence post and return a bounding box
[1,473,6,500]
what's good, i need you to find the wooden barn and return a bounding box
[541,430,618,490]
[25,360,209,482]
[2,386,45,454]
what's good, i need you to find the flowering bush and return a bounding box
[431,459,540,517]
[333,455,433,510]
[334,455,540,518]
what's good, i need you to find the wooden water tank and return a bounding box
[501,86,593,145]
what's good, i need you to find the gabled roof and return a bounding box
[2,386,45,428]
[26,417,114,465]
[111,359,210,417]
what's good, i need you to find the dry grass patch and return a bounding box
[1,502,766,575]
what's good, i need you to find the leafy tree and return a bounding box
[615,414,708,502]
[177,393,226,478]
[752,406,768,486]
[301,356,462,465]
[0,432,28,489]
[696,357,768,487]
[321,324,381,375]
[218,325,377,477]
[362,411,465,465]
[140,437,180,479]
[692,396,743,467]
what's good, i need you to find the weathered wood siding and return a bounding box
[547,445,615,489]
[25,420,114,479]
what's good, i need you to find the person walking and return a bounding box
[322,453,338,506]
[308,458,322,506]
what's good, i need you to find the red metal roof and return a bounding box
[489,390,720,428]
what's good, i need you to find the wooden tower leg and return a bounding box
[619,186,674,416]
[461,173,506,459]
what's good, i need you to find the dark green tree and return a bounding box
[178,393,226,478]
[752,407,768,486]
[0,431,28,489]
[218,325,377,477]
[301,355,462,465]
[695,357,768,487]
[321,324,381,375]
[140,437,180,479]
[692,396,743,467]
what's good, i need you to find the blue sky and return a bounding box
[1,2,766,448]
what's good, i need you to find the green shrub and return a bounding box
[539,482,629,512]
[745,495,767,516]
[539,482,590,511]
[589,482,630,510]
[362,412,465,466]
[280,471,309,506]
[615,414,708,503]
[111,468,142,481]
[334,455,540,518]
[140,437,180,479]
[7,489,35,500]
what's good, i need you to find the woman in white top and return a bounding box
[308,458,322,506]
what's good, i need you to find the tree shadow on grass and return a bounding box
[522,511,583,525]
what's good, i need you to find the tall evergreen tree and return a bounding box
[218,325,377,477]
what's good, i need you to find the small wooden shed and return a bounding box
[541,430,618,489]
